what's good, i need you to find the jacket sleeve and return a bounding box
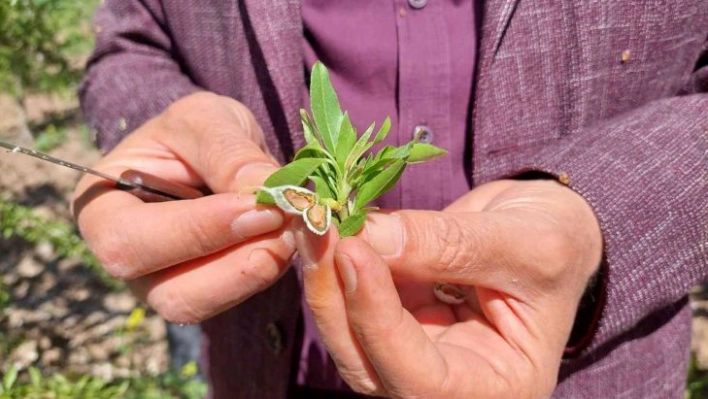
[509,40,708,355]
[79,0,201,153]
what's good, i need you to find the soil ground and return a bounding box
[0,94,168,380]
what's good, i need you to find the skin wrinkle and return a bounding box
[150,276,203,324]
[480,337,523,396]
[432,214,468,274]
[242,248,280,294]
[390,203,568,399]
[439,342,516,399]
[155,94,275,194]
[453,293,532,397]
[93,205,154,280]
[366,322,437,398]
[211,145,267,191]
[241,235,296,296]
[182,204,223,256]
[496,295,547,390]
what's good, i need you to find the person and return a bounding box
[72,1,707,398]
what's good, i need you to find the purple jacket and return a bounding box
[81,1,708,398]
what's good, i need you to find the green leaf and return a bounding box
[256,158,327,204]
[373,116,391,144]
[300,109,318,144]
[338,212,367,237]
[407,143,448,163]
[180,361,199,378]
[3,365,18,391]
[344,122,375,170]
[384,141,414,161]
[354,159,406,210]
[361,157,399,183]
[335,113,357,171]
[29,367,41,387]
[310,62,343,154]
[74,374,90,392]
[309,174,334,199]
[293,141,331,161]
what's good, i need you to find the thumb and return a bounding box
[333,237,447,395]
[358,211,529,291]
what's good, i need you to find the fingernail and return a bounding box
[295,228,317,269]
[235,163,279,190]
[363,213,403,258]
[335,252,357,293]
[231,209,283,240]
[280,229,295,250]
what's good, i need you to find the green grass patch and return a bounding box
[0,197,121,290]
[0,365,206,399]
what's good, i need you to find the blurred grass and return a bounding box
[0,363,207,399]
[0,1,205,397]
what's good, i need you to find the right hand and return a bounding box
[72,92,296,324]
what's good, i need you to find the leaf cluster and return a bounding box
[257,62,446,237]
[0,364,206,399]
[0,0,99,98]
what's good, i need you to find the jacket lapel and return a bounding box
[477,0,522,74]
[242,0,306,155]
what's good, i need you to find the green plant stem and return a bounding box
[337,206,350,222]
[336,180,352,221]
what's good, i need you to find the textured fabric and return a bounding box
[300,0,476,389]
[80,0,708,398]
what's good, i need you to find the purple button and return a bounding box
[408,0,427,9]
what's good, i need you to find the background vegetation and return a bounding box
[0,1,205,397]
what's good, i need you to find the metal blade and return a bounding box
[0,139,142,191]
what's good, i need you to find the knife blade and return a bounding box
[0,139,203,202]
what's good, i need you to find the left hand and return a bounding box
[295,179,603,398]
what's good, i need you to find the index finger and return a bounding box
[89,92,279,198]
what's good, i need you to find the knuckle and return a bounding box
[529,228,573,285]
[428,215,481,274]
[149,288,203,325]
[356,309,404,338]
[304,291,337,315]
[227,100,258,133]
[163,92,216,125]
[163,92,258,137]
[167,91,221,116]
[180,211,220,256]
[89,230,140,281]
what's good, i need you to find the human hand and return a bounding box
[296,179,603,398]
[72,92,296,324]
